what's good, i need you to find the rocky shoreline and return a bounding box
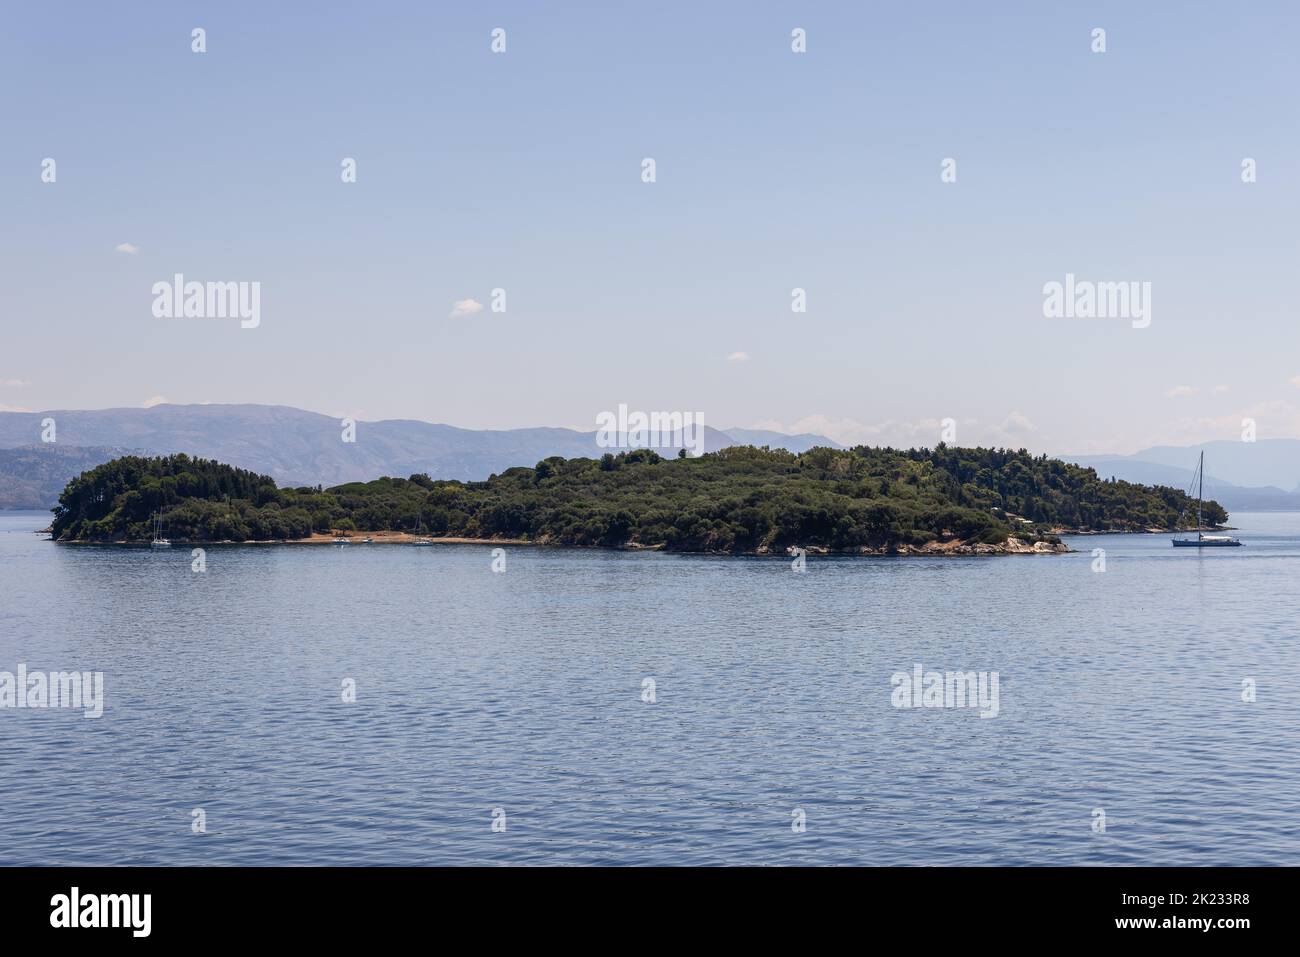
[52,530,1071,556]
[54,522,1246,556]
[773,537,1071,557]
[1046,525,1235,536]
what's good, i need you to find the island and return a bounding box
[47,445,1231,555]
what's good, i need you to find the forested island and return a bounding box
[48,446,1228,555]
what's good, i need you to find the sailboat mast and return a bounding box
[1197,451,1204,534]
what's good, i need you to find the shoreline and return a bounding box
[1047,525,1237,535]
[54,531,531,547]
[51,531,1073,556]
[43,525,1240,555]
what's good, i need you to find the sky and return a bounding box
[2,1,1299,455]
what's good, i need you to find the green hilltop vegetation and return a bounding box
[49,446,1227,554]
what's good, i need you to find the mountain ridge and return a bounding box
[1062,440,1300,510]
[8,404,1300,512]
[0,403,841,508]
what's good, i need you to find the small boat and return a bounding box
[361,537,374,544]
[1173,534,1240,547]
[411,517,433,546]
[334,537,351,545]
[150,511,171,548]
[1172,452,1241,547]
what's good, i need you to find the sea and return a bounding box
[1,509,1296,865]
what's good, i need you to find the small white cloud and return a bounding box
[0,378,28,388]
[1212,384,1230,394]
[1288,376,1300,389]
[449,298,484,320]
[142,395,169,408]
[1165,385,1197,398]
[115,243,140,255]
[726,351,751,363]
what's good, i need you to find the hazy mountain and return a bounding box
[0,445,138,510]
[0,404,838,508]
[1067,440,1300,492]
[7,405,1294,514]
[1063,442,1300,511]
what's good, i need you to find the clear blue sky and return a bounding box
[3,1,1298,453]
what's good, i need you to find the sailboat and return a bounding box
[412,516,432,546]
[150,511,171,548]
[1172,452,1241,547]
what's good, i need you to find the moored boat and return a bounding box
[150,511,171,548]
[411,517,432,546]
[1172,452,1241,547]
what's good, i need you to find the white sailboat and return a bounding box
[150,511,171,548]
[412,515,432,546]
[1172,451,1241,547]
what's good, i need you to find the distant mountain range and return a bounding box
[1061,440,1300,511]
[0,404,842,509]
[7,404,1299,514]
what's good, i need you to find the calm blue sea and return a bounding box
[1,509,1297,865]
